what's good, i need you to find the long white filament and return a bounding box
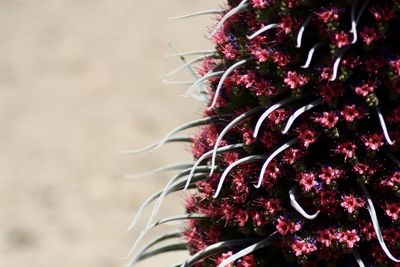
[184,143,245,190]
[118,136,192,154]
[164,50,217,58]
[209,106,264,177]
[376,106,395,145]
[296,14,313,48]
[162,55,209,78]
[214,155,267,198]
[301,42,323,68]
[182,71,224,97]
[217,232,278,267]
[169,9,224,20]
[330,47,350,81]
[210,59,250,109]
[289,186,320,219]
[350,0,370,44]
[256,138,298,188]
[253,97,297,138]
[247,23,280,40]
[353,248,366,267]
[282,98,324,134]
[359,182,400,263]
[208,0,248,38]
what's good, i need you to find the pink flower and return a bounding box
[385,202,400,221]
[335,142,356,160]
[282,148,303,165]
[390,172,400,184]
[313,112,339,129]
[320,84,344,102]
[360,27,379,45]
[257,197,282,215]
[280,16,297,35]
[222,43,240,60]
[363,133,384,151]
[335,31,350,48]
[276,217,302,235]
[337,229,360,248]
[216,252,234,267]
[361,222,376,240]
[318,229,335,247]
[291,238,317,256]
[354,83,375,97]
[298,128,318,147]
[353,162,376,176]
[340,194,365,213]
[320,190,337,208]
[319,166,344,185]
[284,71,309,89]
[261,130,279,148]
[238,71,256,89]
[251,0,270,9]
[390,59,400,77]
[340,104,365,122]
[298,172,317,192]
[236,209,250,227]
[268,108,291,125]
[316,9,339,23]
[237,255,257,267]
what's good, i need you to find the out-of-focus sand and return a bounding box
[0,1,219,266]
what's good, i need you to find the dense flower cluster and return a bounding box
[178,0,400,266]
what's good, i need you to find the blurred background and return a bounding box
[0,0,220,266]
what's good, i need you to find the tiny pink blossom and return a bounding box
[361,27,379,45]
[335,31,350,48]
[337,229,360,248]
[318,229,335,247]
[284,71,309,89]
[385,202,400,221]
[319,166,344,185]
[298,172,317,192]
[291,239,317,256]
[354,83,375,97]
[276,217,302,235]
[340,104,365,122]
[313,112,339,129]
[335,142,356,160]
[363,133,384,151]
[340,194,366,213]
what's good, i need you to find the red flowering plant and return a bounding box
[127,0,400,266]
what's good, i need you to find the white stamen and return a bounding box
[247,23,280,40]
[164,50,217,58]
[182,71,224,97]
[208,0,248,38]
[330,47,350,81]
[210,59,250,109]
[256,139,298,188]
[289,186,320,220]
[253,97,297,138]
[169,9,225,20]
[282,98,324,134]
[376,106,395,145]
[214,155,267,198]
[301,42,323,68]
[296,14,313,48]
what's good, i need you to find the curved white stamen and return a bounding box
[282,98,323,134]
[330,47,350,81]
[125,162,194,179]
[118,136,192,154]
[161,56,209,78]
[152,115,229,152]
[301,42,323,68]
[217,232,278,267]
[350,0,359,44]
[256,138,298,188]
[296,14,313,48]
[183,71,224,97]
[185,143,244,190]
[208,0,248,38]
[376,106,395,145]
[210,59,250,109]
[359,182,400,263]
[164,50,217,58]
[289,186,320,220]
[209,106,264,177]
[247,23,280,40]
[169,9,225,20]
[253,97,297,138]
[353,248,366,267]
[162,79,196,85]
[214,155,267,198]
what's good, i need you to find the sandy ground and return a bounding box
[0,1,219,266]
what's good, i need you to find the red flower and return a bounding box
[340,104,365,122]
[222,43,240,60]
[313,112,339,129]
[276,217,302,235]
[354,83,375,97]
[284,71,309,89]
[318,229,336,247]
[335,142,356,160]
[316,9,339,23]
[251,0,270,9]
[291,238,317,256]
[340,194,365,213]
[360,27,379,46]
[298,128,318,147]
[385,202,400,221]
[298,172,317,192]
[362,133,384,151]
[335,31,350,48]
[390,59,400,77]
[319,166,344,185]
[337,229,360,248]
